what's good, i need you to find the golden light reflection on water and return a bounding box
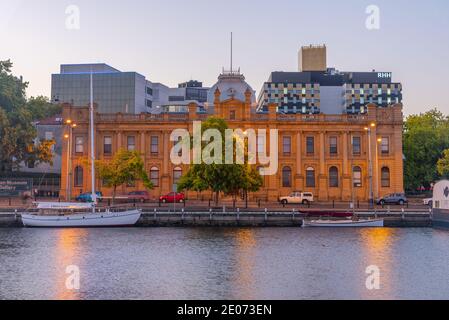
[53,229,87,300]
[358,228,397,299]
[232,229,257,299]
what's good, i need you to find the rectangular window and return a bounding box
[306,170,315,188]
[283,136,291,156]
[257,136,265,153]
[104,136,112,155]
[151,136,159,155]
[75,136,84,153]
[230,110,236,120]
[353,170,362,187]
[352,136,361,155]
[381,137,390,155]
[127,136,136,151]
[329,136,338,155]
[306,137,315,155]
[45,131,54,141]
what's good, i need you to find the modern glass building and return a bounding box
[51,63,151,114]
[51,64,209,114]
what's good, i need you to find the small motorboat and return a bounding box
[21,202,142,228]
[302,218,384,228]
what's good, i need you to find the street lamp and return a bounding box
[365,123,376,209]
[65,120,77,201]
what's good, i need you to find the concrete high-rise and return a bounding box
[299,45,327,72]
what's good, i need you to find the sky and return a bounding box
[1,0,448,115]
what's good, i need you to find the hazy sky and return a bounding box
[1,0,448,115]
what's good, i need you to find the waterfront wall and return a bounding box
[0,212,432,228]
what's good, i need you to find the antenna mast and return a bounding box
[230,32,233,73]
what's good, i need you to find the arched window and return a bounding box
[74,166,83,187]
[173,167,182,185]
[329,166,339,188]
[150,167,159,187]
[381,167,390,188]
[306,167,315,188]
[353,166,362,187]
[282,167,292,188]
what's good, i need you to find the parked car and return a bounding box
[75,192,103,203]
[127,191,150,203]
[279,192,314,205]
[160,192,185,203]
[376,193,408,206]
[423,198,433,208]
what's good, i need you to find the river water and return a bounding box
[1,227,448,300]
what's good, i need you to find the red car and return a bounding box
[160,192,185,203]
[127,191,150,203]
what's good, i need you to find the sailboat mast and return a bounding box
[90,70,97,206]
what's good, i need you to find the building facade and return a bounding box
[258,46,402,115]
[52,63,152,114]
[52,63,209,115]
[18,115,64,197]
[60,70,404,202]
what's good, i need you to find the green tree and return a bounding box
[95,149,153,204]
[177,117,263,205]
[437,149,449,178]
[403,109,449,191]
[0,60,58,173]
[27,96,62,121]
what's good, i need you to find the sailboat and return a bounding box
[21,71,142,228]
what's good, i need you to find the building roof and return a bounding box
[36,115,63,126]
[268,70,398,86]
[207,70,256,105]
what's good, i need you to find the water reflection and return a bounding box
[232,229,257,299]
[358,228,396,299]
[53,229,87,300]
[1,228,449,300]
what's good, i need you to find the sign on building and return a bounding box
[0,179,33,197]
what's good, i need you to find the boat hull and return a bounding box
[21,210,142,228]
[303,219,384,228]
[300,211,353,218]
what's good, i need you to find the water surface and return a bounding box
[0,227,448,300]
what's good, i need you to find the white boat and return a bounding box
[21,202,142,228]
[21,71,142,228]
[302,218,384,228]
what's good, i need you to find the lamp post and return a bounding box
[376,137,382,200]
[365,123,376,209]
[64,120,77,201]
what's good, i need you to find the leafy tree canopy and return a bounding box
[403,108,449,190]
[437,149,449,179]
[95,149,153,203]
[177,117,263,204]
[0,60,61,173]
